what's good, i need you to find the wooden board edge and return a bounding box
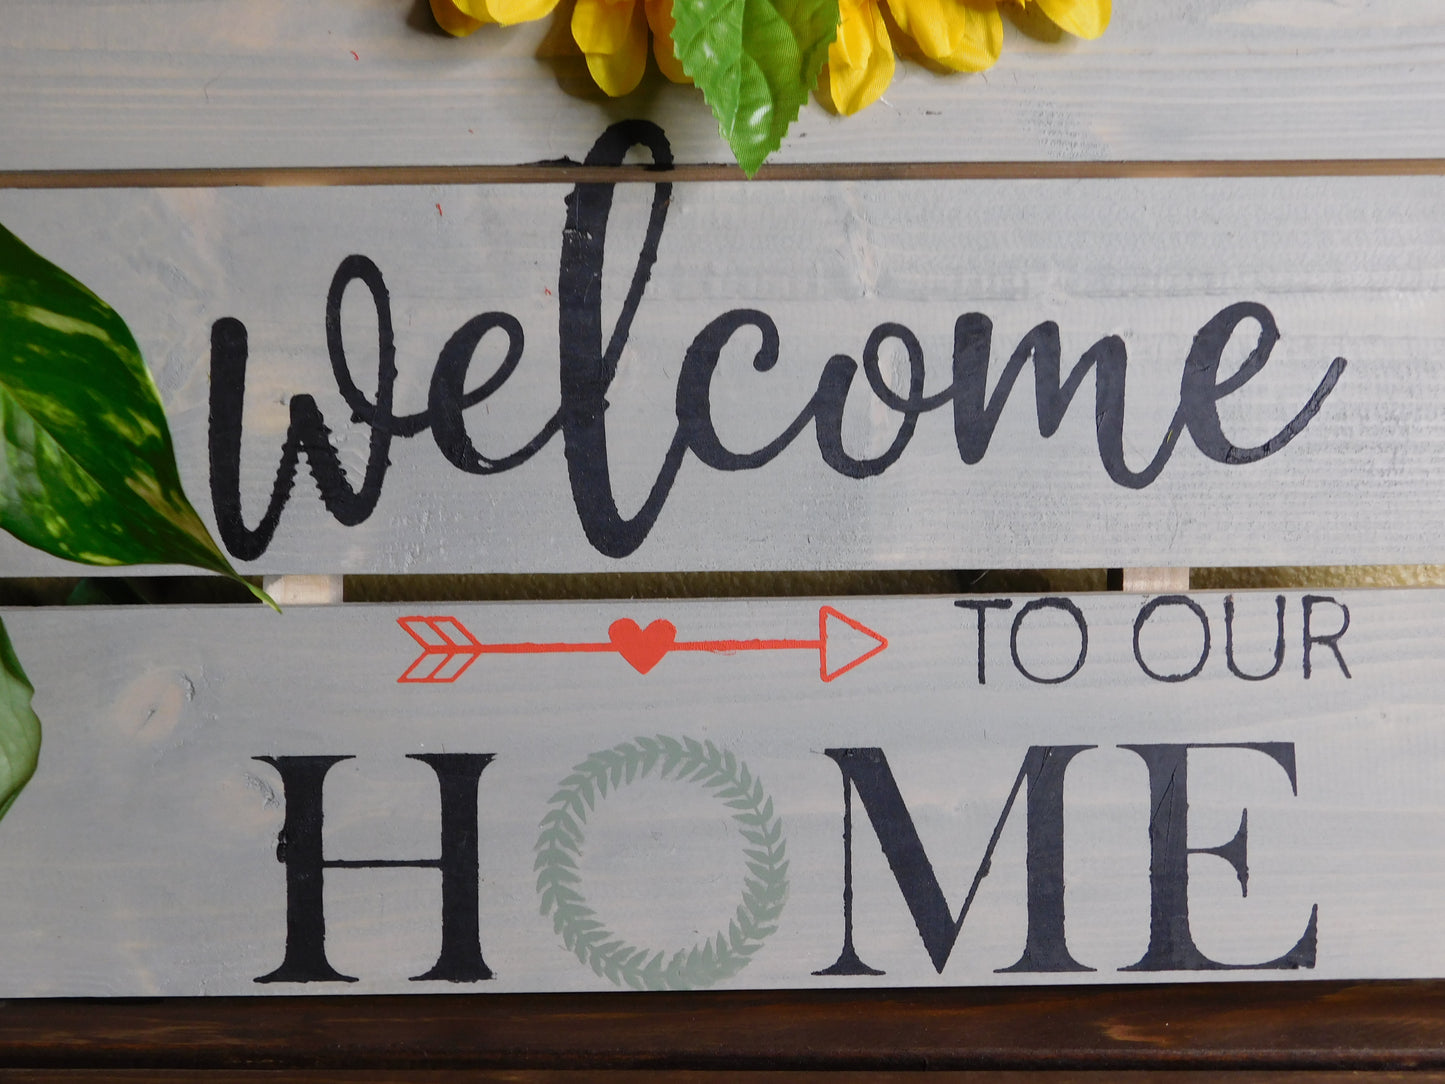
[0,982,1442,1071]
[4,159,1445,189]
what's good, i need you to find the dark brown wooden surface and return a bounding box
[1,982,1443,1073]
[6,1075,1445,1084]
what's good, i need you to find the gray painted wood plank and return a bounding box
[2,0,1444,169]
[0,589,1429,995]
[1,175,1441,575]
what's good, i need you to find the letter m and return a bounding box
[816,746,1093,977]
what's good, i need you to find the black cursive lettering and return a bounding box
[206,123,1349,563]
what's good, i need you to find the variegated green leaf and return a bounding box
[0,223,268,605]
[0,617,40,824]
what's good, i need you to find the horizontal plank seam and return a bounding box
[4,159,1445,188]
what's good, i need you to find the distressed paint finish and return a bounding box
[0,590,1432,996]
[0,174,1441,574]
[2,1,1445,169]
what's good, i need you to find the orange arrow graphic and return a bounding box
[397,606,887,683]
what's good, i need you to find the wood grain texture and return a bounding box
[1118,570,1191,594]
[0,590,1429,996]
[262,575,344,606]
[8,1076,1445,1084]
[10,1076,1445,1084]
[2,0,1444,170]
[2,175,1441,576]
[0,983,1443,1070]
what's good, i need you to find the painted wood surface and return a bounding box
[0,588,1434,995]
[2,173,1442,575]
[2,0,1444,171]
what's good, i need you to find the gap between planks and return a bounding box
[262,574,343,606]
[4,159,1445,189]
[256,571,1189,605]
[1111,568,1191,593]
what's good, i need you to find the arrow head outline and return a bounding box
[819,605,889,682]
[398,615,484,683]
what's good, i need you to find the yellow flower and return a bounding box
[435,0,1105,112]
[433,0,690,98]
[572,0,690,96]
[1014,0,1109,39]
[826,0,1002,115]
[826,0,895,115]
[430,0,560,32]
[825,0,1108,115]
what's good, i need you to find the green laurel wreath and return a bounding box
[535,735,789,991]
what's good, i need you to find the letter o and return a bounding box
[1133,595,1211,683]
[534,736,787,990]
[1009,597,1088,684]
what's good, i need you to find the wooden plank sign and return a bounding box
[3,158,1445,575]
[0,589,1439,996]
[3,0,1444,168]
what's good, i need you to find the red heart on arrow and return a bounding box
[608,618,677,674]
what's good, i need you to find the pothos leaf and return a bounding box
[0,617,40,824]
[672,0,839,175]
[0,223,271,607]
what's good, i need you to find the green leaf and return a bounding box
[0,223,271,608]
[672,0,839,175]
[0,617,41,824]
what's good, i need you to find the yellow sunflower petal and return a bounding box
[827,0,895,115]
[884,0,1001,72]
[644,0,691,84]
[1033,0,1109,39]
[484,0,562,26]
[573,0,650,96]
[431,0,490,35]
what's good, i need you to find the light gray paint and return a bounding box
[0,590,1427,995]
[3,0,1444,168]
[0,177,1441,574]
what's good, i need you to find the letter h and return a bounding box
[253,754,495,983]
